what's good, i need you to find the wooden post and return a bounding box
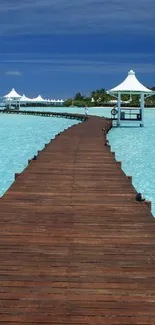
[15,173,20,180]
[116,161,121,167]
[140,92,144,127]
[117,92,121,127]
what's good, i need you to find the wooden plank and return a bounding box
[0,115,154,324]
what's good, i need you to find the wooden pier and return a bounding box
[0,109,86,121]
[0,115,155,324]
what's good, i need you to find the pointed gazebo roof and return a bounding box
[108,70,154,95]
[20,94,33,102]
[32,95,45,102]
[4,88,22,99]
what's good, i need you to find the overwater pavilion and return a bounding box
[32,95,46,105]
[4,88,22,109]
[107,70,155,127]
[20,94,33,105]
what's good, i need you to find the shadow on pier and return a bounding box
[0,115,155,324]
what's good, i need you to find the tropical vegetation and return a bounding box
[63,87,155,107]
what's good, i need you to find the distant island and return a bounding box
[6,87,155,109]
[63,87,155,107]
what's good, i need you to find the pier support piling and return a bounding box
[15,173,20,180]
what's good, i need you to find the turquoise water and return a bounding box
[1,107,155,216]
[20,105,111,116]
[107,109,155,216]
[0,114,80,196]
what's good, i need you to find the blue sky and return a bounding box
[0,0,155,99]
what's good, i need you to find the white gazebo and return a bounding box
[107,70,155,127]
[51,99,56,105]
[32,95,45,105]
[56,99,64,106]
[20,94,33,105]
[4,88,22,109]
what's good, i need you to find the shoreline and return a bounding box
[87,106,155,110]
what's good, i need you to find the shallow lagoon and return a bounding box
[0,114,80,196]
[107,108,155,216]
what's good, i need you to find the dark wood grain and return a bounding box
[0,115,155,324]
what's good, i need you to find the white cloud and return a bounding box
[2,53,155,76]
[1,51,154,61]
[1,51,154,66]
[5,70,22,76]
[43,62,155,75]
[0,0,155,35]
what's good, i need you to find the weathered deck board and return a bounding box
[0,115,155,324]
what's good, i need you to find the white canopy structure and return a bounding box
[108,70,153,94]
[32,95,45,103]
[20,94,33,103]
[107,70,155,127]
[2,89,65,109]
[107,99,118,104]
[107,99,132,104]
[4,88,22,99]
[56,99,64,105]
[4,88,22,109]
[48,99,63,106]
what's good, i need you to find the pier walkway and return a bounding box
[0,109,86,121]
[0,116,155,324]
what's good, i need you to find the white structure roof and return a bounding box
[107,99,131,104]
[32,95,45,102]
[20,94,33,102]
[56,99,64,103]
[4,88,22,99]
[107,99,118,104]
[108,70,154,94]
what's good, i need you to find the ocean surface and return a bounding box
[0,113,80,196]
[0,106,155,216]
[107,109,155,216]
